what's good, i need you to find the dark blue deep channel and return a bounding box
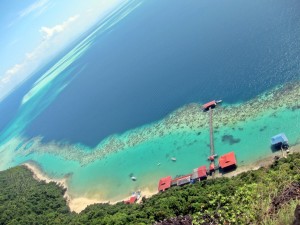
[11,0,300,146]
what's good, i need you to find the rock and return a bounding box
[154,215,193,225]
[293,205,300,225]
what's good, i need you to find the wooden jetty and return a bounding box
[203,100,222,177]
[209,107,214,157]
[209,107,215,177]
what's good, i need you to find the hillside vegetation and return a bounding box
[1,154,300,224]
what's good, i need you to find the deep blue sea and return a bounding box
[1,0,300,147]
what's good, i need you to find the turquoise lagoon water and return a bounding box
[0,0,300,201]
[5,96,300,201]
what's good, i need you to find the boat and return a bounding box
[171,157,176,161]
[216,100,222,104]
[208,154,218,161]
[157,162,161,166]
[131,176,137,181]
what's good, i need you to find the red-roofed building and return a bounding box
[124,196,137,204]
[197,166,207,178]
[203,101,217,110]
[171,174,191,182]
[191,166,207,180]
[219,152,237,170]
[158,176,172,192]
[176,175,191,186]
[170,174,192,186]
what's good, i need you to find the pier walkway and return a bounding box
[209,107,215,177]
[209,107,214,156]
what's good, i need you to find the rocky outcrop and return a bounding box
[154,215,193,225]
[293,205,300,225]
[269,182,300,214]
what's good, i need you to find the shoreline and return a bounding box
[23,143,300,213]
[23,163,109,213]
[223,156,275,177]
[23,162,157,213]
[220,144,300,178]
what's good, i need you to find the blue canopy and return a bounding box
[271,133,288,145]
